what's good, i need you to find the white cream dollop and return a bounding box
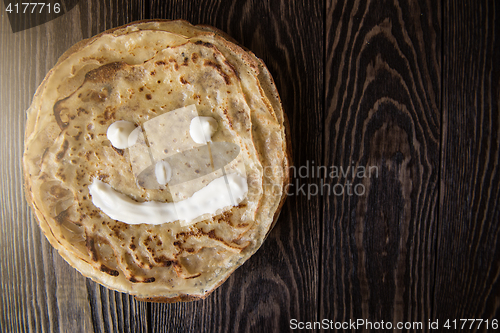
[88,173,248,225]
[189,116,218,144]
[107,121,137,149]
[127,126,142,147]
[155,160,172,185]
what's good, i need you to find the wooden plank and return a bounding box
[0,2,149,332]
[321,0,441,327]
[436,0,500,325]
[148,0,323,332]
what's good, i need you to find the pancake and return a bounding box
[23,20,290,302]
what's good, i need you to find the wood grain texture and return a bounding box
[436,0,500,325]
[147,0,323,332]
[321,0,441,329]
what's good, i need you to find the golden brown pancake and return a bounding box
[23,20,290,302]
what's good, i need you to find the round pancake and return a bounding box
[23,20,290,302]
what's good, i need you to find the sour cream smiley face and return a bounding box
[90,105,248,227]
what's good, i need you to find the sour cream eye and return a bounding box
[107,120,137,149]
[155,160,172,185]
[189,116,218,144]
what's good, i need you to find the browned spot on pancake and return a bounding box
[204,60,231,85]
[124,67,145,81]
[168,58,179,70]
[139,87,144,92]
[222,108,233,129]
[85,151,92,161]
[79,87,110,104]
[154,256,175,267]
[98,174,109,181]
[103,107,115,120]
[94,90,108,102]
[81,56,107,64]
[128,276,156,283]
[36,149,50,168]
[224,59,239,78]
[73,131,83,141]
[180,76,189,84]
[182,57,189,66]
[177,227,247,253]
[155,60,166,66]
[185,273,201,279]
[186,248,195,253]
[56,140,69,161]
[220,210,233,220]
[85,233,98,262]
[77,107,88,116]
[53,99,71,129]
[49,184,69,198]
[100,264,119,276]
[112,146,124,156]
[54,208,71,225]
[191,53,199,63]
[195,40,213,48]
[85,62,126,83]
[150,70,156,76]
[176,230,196,239]
[146,94,152,100]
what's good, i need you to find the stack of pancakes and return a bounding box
[23,20,290,302]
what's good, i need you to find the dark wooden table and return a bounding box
[1,0,499,332]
